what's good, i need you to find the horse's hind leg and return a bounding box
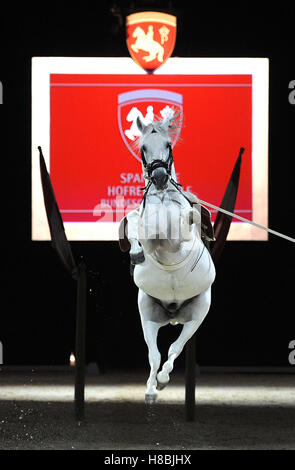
[138,290,168,404]
[157,287,211,389]
[142,320,161,404]
[157,47,164,63]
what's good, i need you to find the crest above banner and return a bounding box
[126,11,177,73]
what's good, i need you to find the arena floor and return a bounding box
[0,369,294,450]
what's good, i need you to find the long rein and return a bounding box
[139,147,295,243]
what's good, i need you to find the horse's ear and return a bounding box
[136,116,146,134]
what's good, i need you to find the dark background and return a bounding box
[0,2,294,370]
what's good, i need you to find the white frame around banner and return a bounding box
[31,57,269,241]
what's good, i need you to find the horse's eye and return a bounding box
[142,145,146,153]
[166,142,171,149]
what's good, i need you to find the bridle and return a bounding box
[140,142,174,179]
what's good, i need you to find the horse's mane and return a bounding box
[133,110,183,153]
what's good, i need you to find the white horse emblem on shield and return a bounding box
[118,89,183,162]
[131,26,165,63]
[124,105,154,141]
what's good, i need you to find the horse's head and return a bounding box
[137,116,176,191]
[132,26,143,38]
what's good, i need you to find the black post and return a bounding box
[74,261,87,421]
[185,333,196,421]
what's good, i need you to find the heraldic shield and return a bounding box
[118,88,183,162]
[126,11,177,72]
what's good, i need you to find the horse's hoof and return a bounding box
[156,380,167,391]
[145,393,157,405]
[157,371,169,388]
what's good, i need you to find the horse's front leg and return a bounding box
[127,210,145,265]
[129,239,145,264]
[157,287,211,389]
[138,289,169,404]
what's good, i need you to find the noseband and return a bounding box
[140,143,192,211]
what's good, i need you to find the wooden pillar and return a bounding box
[74,262,87,421]
[185,333,196,421]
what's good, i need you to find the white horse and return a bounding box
[119,114,216,404]
[131,26,164,63]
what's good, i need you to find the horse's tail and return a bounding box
[210,147,244,265]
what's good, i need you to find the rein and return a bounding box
[139,128,295,245]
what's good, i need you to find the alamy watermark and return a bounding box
[93,196,202,241]
[288,80,295,104]
[0,341,3,364]
[288,340,295,365]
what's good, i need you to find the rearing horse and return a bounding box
[119,114,216,404]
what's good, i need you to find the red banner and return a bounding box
[50,73,252,223]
